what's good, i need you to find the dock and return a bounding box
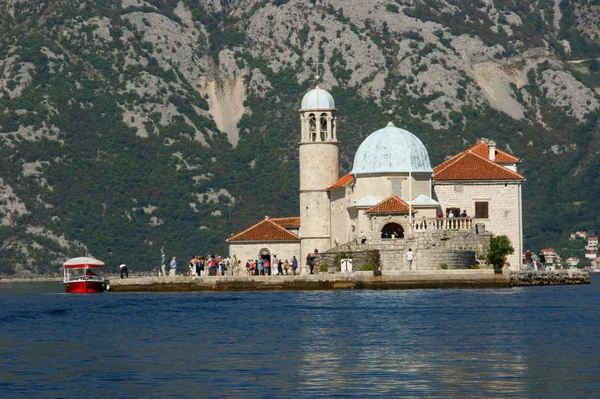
[106,269,590,292]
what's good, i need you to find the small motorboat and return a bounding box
[63,257,108,293]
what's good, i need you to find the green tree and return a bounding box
[487,235,514,271]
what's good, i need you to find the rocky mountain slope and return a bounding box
[1,0,599,275]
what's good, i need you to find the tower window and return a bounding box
[320,114,327,141]
[391,181,402,197]
[309,114,317,142]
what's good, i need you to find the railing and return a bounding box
[412,217,474,232]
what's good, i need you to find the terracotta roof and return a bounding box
[468,141,520,163]
[433,151,524,181]
[227,218,300,242]
[270,216,300,228]
[365,195,413,214]
[328,173,353,189]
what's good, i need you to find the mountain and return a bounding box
[1,0,599,276]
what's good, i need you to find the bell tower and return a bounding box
[298,86,339,270]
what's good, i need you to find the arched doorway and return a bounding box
[258,247,271,262]
[381,223,404,239]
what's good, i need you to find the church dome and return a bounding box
[300,86,335,110]
[351,122,433,175]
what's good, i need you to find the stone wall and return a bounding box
[434,182,522,269]
[318,229,491,271]
[510,270,591,286]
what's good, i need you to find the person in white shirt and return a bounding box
[169,257,177,276]
[406,249,415,270]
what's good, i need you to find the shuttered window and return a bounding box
[475,202,489,219]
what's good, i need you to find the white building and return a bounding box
[228,86,525,270]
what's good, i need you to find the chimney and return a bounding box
[488,140,496,161]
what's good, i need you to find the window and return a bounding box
[320,114,328,141]
[309,114,316,141]
[475,202,489,218]
[391,181,402,197]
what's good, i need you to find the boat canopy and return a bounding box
[63,257,105,269]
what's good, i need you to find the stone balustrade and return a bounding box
[412,217,474,232]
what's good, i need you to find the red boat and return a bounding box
[63,257,108,293]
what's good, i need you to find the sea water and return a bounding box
[0,275,598,398]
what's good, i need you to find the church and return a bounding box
[227,86,524,271]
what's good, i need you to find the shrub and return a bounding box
[319,264,328,273]
[487,235,514,269]
[440,264,448,270]
[360,263,375,271]
[469,264,480,269]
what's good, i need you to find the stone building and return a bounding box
[227,86,524,272]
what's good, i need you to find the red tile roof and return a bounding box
[227,218,300,242]
[270,217,300,228]
[365,195,413,214]
[433,142,524,181]
[328,173,353,189]
[468,141,520,163]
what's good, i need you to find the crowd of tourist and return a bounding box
[243,255,300,276]
[157,253,302,277]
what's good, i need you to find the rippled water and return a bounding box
[1,276,599,398]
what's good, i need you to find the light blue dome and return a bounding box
[300,86,335,110]
[351,123,433,175]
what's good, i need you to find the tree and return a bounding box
[487,235,514,271]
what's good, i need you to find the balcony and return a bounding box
[412,217,475,232]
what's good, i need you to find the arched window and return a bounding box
[381,223,404,239]
[320,113,328,141]
[309,114,317,142]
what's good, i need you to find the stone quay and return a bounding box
[107,270,590,292]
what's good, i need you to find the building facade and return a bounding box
[228,86,525,271]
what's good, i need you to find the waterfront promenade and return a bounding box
[107,270,591,292]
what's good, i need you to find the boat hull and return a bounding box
[64,280,106,293]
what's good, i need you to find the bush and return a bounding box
[469,264,480,269]
[487,235,514,269]
[319,264,328,273]
[440,263,448,270]
[360,263,375,271]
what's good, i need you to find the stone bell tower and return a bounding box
[298,86,339,269]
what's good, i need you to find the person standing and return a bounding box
[209,255,217,276]
[256,258,264,275]
[291,256,298,275]
[272,255,279,275]
[263,258,271,276]
[119,264,129,279]
[169,256,177,276]
[283,259,290,275]
[539,252,546,269]
[307,253,315,274]
[406,248,414,270]
[198,256,205,276]
[160,253,167,277]
[525,250,533,270]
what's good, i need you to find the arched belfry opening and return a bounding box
[309,113,317,141]
[381,223,404,239]
[320,113,328,141]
